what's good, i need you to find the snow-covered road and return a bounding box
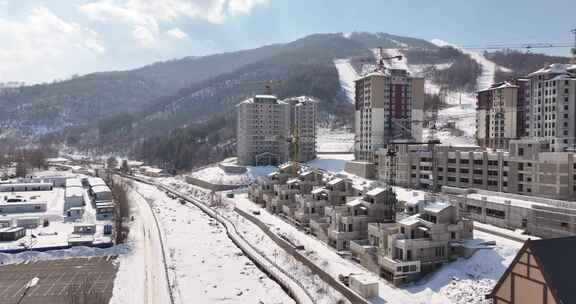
[110,181,172,304]
[127,180,297,304]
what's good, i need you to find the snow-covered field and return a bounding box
[307,153,353,172]
[189,163,276,185]
[127,181,295,304]
[316,127,354,153]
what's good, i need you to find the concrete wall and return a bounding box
[235,207,370,304]
[185,176,246,191]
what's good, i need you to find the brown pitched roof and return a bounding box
[487,236,576,304]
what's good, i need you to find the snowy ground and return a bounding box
[317,127,354,153]
[307,153,354,172]
[146,176,349,304]
[127,180,295,304]
[231,193,522,304]
[189,163,276,185]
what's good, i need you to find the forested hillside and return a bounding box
[486,50,571,82]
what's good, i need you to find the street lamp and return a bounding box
[16,277,39,304]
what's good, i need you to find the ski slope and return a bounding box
[334,59,359,103]
[428,39,502,146]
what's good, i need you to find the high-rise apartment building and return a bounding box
[236,95,317,166]
[236,95,290,166]
[354,69,424,162]
[476,81,523,149]
[525,64,576,152]
[285,96,318,162]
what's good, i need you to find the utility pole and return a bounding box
[571,28,576,63]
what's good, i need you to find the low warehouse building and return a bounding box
[16,217,40,228]
[91,185,112,202]
[0,201,47,214]
[66,178,83,188]
[65,187,85,209]
[0,183,53,192]
[0,227,26,241]
[87,177,106,188]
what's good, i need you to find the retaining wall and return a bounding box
[235,207,369,304]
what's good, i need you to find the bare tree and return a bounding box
[106,157,118,170]
[110,179,131,243]
[15,162,28,178]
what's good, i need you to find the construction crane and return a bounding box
[382,116,442,216]
[287,126,300,176]
[357,46,404,75]
[243,79,284,95]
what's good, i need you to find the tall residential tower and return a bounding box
[354,68,424,162]
[525,64,576,152]
[236,95,318,166]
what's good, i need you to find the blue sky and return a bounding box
[0,0,574,83]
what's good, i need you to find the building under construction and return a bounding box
[236,94,318,166]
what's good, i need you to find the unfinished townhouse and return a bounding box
[323,187,397,251]
[248,163,294,205]
[308,177,363,241]
[351,199,473,285]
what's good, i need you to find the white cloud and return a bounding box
[132,25,156,46]
[0,6,106,83]
[228,0,268,16]
[165,27,188,40]
[79,0,269,45]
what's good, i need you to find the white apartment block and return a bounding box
[237,95,318,166]
[354,69,424,162]
[525,64,576,152]
[285,96,318,162]
[236,95,290,166]
[476,80,528,149]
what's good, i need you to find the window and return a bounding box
[486,208,505,219]
[518,147,524,156]
[467,205,482,214]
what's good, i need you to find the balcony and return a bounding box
[328,229,363,241]
[350,239,377,257]
[378,255,421,274]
